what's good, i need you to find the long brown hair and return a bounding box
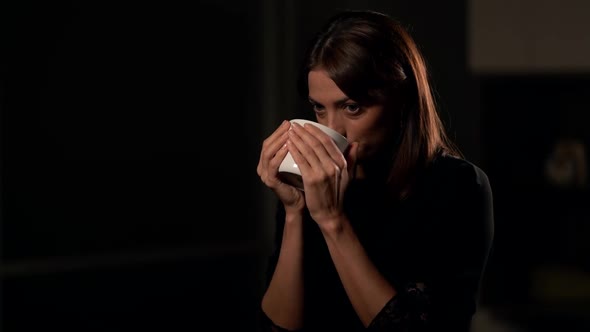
[297,10,461,199]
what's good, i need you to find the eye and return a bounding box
[343,103,362,115]
[310,101,326,114]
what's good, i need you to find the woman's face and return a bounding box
[307,69,397,168]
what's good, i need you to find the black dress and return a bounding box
[260,154,495,332]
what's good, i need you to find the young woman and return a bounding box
[256,9,494,332]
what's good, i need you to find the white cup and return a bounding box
[278,119,349,191]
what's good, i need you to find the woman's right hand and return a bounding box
[257,120,306,213]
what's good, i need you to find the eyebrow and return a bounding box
[308,96,351,107]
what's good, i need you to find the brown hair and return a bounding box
[297,10,461,199]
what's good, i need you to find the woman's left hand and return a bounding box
[287,122,359,230]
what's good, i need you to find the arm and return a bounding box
[319,219,397,327]
[256,120,308,330]
[261,210,305,331]
[321,161,494,331]
[284,121,401,327]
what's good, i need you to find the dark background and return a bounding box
[2,1,589,331]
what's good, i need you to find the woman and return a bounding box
[256,9,494,332]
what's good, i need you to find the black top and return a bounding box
[260,154,495,332]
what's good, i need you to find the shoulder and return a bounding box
[411,154,494,218]
[410,155,495,251]
[426,154,492,195]
[420,154,495,233]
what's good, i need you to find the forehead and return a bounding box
[308,70,348,101]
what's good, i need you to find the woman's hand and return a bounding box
[287,122,359,230]
[257,120,306,213]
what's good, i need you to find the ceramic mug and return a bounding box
[278,119,349,191]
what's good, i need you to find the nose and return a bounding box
[324,113,346,138]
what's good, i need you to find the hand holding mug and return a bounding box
[257,120,306,212]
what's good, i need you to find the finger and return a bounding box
[258,131,289,179]
[268,141,290,176]
[286,136,311,177]
[301,123,347,170]
[260,120,290,156]
[258,140,289,186]
[291,123,346,178]
[258,121,290,174]
[288,124,321,172]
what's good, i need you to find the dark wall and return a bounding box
[2,0,265,260]
[478,75,590,317]
[2,1,267,331]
